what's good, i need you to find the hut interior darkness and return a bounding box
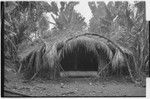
[60,43,98,71]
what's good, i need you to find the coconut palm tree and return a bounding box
[49,1,86,31]
[88,1,149,77]
[4,1,55,75]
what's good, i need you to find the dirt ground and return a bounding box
[4,71,146,97]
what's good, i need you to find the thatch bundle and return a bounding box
[19,33,145,84]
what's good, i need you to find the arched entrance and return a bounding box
[60,43,99,71]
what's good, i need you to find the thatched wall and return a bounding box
[19,33,145,84]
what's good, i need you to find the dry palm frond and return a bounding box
[111,49,124,70]
[19,33,145,84]
[62,37,98,54]
[62,36,113,59]
[45,42,58,68]
[20,44,46,80]
[96,41,113,60]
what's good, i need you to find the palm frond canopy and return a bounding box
[19,33,143,84]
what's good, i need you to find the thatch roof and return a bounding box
[19,33,145,84]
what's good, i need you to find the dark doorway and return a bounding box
[60,43,98,71]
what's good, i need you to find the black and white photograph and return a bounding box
[1,0,149,97]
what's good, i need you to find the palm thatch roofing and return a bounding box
[19,33,145,84]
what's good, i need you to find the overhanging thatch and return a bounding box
[19,33,145,84]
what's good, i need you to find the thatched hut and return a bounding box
[19,33,145,84]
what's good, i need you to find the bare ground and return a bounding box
[4,71,146,97]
